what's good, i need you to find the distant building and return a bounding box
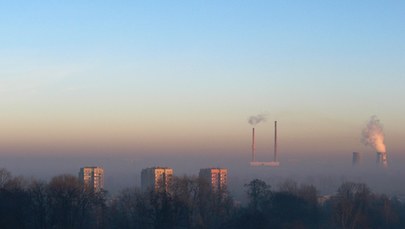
[199,168,228,192]
[352,152,361,166]
[79,167,104,192]
[376,152,388,167]
[141,167,173,192]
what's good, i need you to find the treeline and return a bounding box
[0,168,106,229]
[1,168,405,229]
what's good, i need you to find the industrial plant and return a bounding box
[352,152,361,166]
[361,116,388,168]
[376,152,388,167]
[351,151,388,167]
[250,121,280,167]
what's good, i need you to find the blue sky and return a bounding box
[0,1,404,158]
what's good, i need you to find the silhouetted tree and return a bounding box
[109,175,234,229]
[108,188,152,229]
[271,181,319,228]
[47,174,83,228]
[27,180,49,229]
[226,179,271,229]
[0,170,30,229]
[0,168,11,188]
[3,168,405,229]
[171,176,199,228]
[367,194,400,228]
[46,174,107,229]
[332,182,371,229]
[245,179,272,212]
[197,176,234,229]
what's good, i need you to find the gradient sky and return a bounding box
[1,1,404,163]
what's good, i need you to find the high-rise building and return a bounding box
[79,166,104,192]
[141,167,173,192]
[199,168,228,192]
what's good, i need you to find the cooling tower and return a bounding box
[376,152,388,167]
[352,152,360,166]
[252,128,255,162]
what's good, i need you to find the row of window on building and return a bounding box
[78,166,228,193]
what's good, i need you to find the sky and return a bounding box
[0,1,404,189]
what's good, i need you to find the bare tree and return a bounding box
[245,179,271,212]
[28,180,49,229]
[333,182,370,229]
[0,168,11,188]
[0,170,30,229]
[47,174,83,228]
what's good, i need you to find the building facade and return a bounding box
[199,168,228,192]
[141,167,173,192]
[79,167,104,192]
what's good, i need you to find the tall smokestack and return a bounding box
[252,128,256,162]
[274,121,277,162]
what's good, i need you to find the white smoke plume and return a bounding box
[248,114,267,125]
[361,115,386,153]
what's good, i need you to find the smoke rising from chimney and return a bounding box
[248,114,267,125]
[361,116,386,153]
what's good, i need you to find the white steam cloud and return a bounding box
[361,115,386,153]
[248,114,267,125]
